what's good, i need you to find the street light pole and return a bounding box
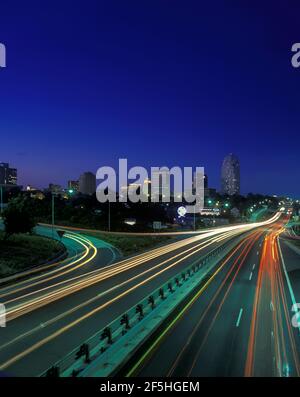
[51,192,55,238]
[193,206,196,231]
[108,201,111,232]
[0,186,3,215]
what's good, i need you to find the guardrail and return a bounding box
[41,236,239,377]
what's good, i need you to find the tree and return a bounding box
[2,196,36,239]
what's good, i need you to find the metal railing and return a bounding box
[41,240,229,377]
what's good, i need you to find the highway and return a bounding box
[0,213,288,377]
[124,217,300,377]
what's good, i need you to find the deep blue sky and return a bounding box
[0,1,300,197]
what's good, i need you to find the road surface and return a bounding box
[125,219,300,377]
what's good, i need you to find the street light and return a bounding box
[108,200,111,232]
[0,185,3,215]
[51,192,59,238]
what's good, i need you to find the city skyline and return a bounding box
[0,2,300,198]
[1,153,298,200]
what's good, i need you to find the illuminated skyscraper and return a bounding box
[221,154,240,195]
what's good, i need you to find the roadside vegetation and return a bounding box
[0,196,65,278]
[0,231,64,278]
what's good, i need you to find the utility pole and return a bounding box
[108,201,111,232]
[0,185,3,215]
[193,206,196,231]
[51,192,55,239]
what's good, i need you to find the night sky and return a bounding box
[0,1,300,197]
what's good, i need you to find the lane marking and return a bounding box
[278,237,300,334]
[249,272,253,281]
[236,308,243,327]
[252,264,256,270]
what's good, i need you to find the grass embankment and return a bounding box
[0,232,65,278]
[83,231,173,256]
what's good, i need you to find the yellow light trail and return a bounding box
[0,231,235,353]
[0,234,94,299]
[0,215,282,370]
[3,213,282,322]
[0,229,240,370]
[5,230,236,321]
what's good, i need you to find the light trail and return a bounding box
[38,213,281,236]
[0,230,242,369]
[4,229,239,321]
[245,220,300,377]
[0,233,95,297]
[171,230,264,377]
[0,234,96,300]
[0,231,234,353]
[3,212,281,309]
[0,213,282,372]
[125,229,263,377]
[1,230,221,302]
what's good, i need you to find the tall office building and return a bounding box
[0,163,17,185]
[79,172,96,195]
[221,154,240,195]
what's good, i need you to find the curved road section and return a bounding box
[0,213,292,377]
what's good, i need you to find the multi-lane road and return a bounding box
[124,217,300,377]
[1,213,299,377]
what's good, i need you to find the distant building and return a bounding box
[221,154,240,195]
[26,185,45,200]
[68,180,79,192]
[79,172,96,195]
[0,162,17,185]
